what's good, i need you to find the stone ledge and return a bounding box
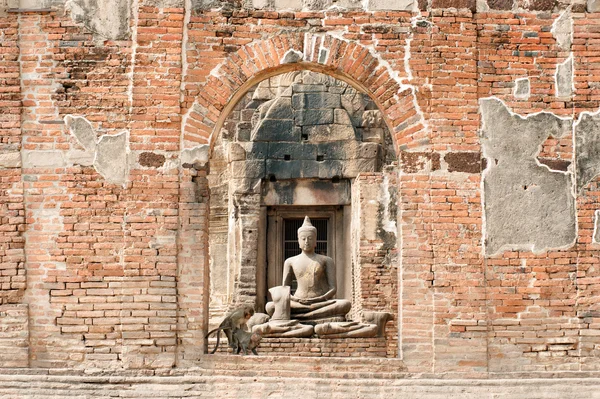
[1,371,600,399]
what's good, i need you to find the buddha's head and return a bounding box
[297,216,317,252]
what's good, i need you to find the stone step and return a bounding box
[1,371,600,399]
[193,354,407,379]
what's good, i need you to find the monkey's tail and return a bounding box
[205,327,222,354]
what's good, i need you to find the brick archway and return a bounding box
[177,33,421,363]
[181,33,426,153]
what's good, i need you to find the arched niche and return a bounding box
[207,70,400,355]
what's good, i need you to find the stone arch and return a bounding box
[181,33,426,154]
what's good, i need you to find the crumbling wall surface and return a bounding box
[5,0,600,378]
[480,98,575,256]
[477,10,581,374]
[572,15,600,372]
[0,304,29,367]
[353,173,399,358]
[0,11,25,306]
[3,2,185,370]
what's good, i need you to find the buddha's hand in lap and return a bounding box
[291,296,318,305]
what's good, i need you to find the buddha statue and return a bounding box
[266,216,351,324]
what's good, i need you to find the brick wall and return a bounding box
[0,12,24,306]
[0,304,28,367]
[2,0,600,377]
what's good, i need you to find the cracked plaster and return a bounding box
[480,98,576,256]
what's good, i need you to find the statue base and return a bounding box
[211,336,390,358]
[298,316,345,326]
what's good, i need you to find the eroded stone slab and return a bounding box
[0,152,21,168]
[480,98,575,256]
[22,150,65,168]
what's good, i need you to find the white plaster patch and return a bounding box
[181,144,209,166]
[555,55,573,98]
[551,8,573,52]
[477,0,490,11]
[479,97,576,256]
[381,174,397,235]
[65,0,131,41]
[514,77,530,99]
[94,131,130,186]
[328,27,429,140]
[593,210,600,244]
[368,0,414,10]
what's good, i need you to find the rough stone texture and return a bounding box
[94,132,128,185]
[514,77,530,99]
[139,152,166,168]
[4,371,600,398]
[480,98,575,255]
[369,0,414,10]
[0,152,21,168]
[444,152,482,173]
[486,0,512,8]
[588,0,600,11]
[4,0,600,380]
[22,150,65,168]
[431,0,476,10]
[65,0,130,41]
[181,145,209,167]
[399,151,441,173]
[576,112,600,193]
[528,0,556,10]
[262,180,351,206]
[556,57,573,98]
[0,304,28,368]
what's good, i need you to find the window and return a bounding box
[262,207,348,309]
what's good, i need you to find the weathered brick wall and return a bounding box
[0,12,24,306]
[0,304,28,367]
[213,337,389,357]
[2,0,600,378]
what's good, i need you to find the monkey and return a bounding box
[232,328,262,355]
[205,305,254,354]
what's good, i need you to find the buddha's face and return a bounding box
[298,231,316,252]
